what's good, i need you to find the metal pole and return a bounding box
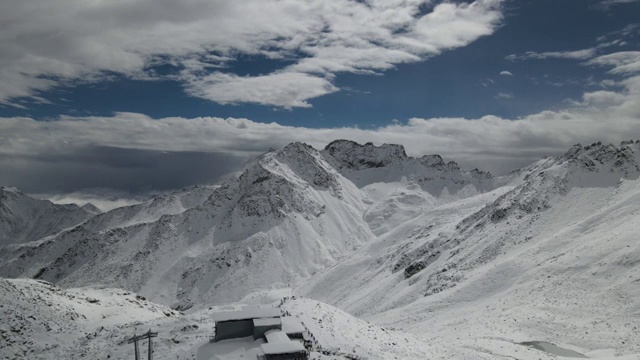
[134,338,140,360]
[148,331,153,360]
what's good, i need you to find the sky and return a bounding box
[1,0,639,209]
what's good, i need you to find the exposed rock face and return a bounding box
[322,139,494,195]
[0,187,94,246]
[323,140,408,170]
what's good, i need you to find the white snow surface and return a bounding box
[2,140,640,359]
[0,187,95,246]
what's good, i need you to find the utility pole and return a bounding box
[127,329,158,360]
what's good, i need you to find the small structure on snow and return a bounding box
[260,330,307,360]
[213,306,281,341]
[212,306,308,359]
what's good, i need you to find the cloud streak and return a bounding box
[0,0,504,108]
[596,0,640,10]
[506,48,597,61]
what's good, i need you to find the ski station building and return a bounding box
[212,306,308,359]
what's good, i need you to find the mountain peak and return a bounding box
[81,203,102,215]
[0,186,21,196]
[322,140,407,170]
[419,154,445,167]
[558,140,640,174]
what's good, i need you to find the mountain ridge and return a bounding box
[2,140,640,359]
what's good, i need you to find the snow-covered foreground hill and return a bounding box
[0,278,592,360]
[2,140,640,359]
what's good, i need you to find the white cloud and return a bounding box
[506,48,597,61]
[183,72,338,109]
[597,0,640,9]
[0,0,504,108]
[2,44,639,197]
[2,60,639,176]
[495,92,513,99]
[587,51,640,74]
[499,70,513,76]
[36,192,142,212]
[601,0,640,3]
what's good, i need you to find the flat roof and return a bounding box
[253,317,281,327]
[281,316,305,334]
[213,307,280,322]
[261,330,306,355]
[264,329,290,343]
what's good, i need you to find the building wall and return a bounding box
[254,324,282,340]
[264,351,308,360]
[286,332,304,340]
[215,320,254,341]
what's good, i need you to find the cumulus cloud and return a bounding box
[0,0,504,108]
[182,72,338,109]
[2,50,639,200]
[1,98,638,193]
[2,33,638,203]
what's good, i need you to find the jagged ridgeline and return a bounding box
[2,140,640,359]
[0,140,500,309]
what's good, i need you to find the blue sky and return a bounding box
[0,0,639,205]
[0,0,637,127]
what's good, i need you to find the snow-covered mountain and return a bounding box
[2,140,640,359]
[0,141,497,309]
[0,187,95,246]
[322,140,494,193]
[302,140,640,357]
[323,140,497,235]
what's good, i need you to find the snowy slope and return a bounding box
[0,185,220,281]
[0,187,95,246]
[0,278,180,360]
[302,141,640,358]
[323,140,499,236]
[3,278,517,360]
[4,140,640,359]
[0,143,375,308]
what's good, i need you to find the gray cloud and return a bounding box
[2,49,639,206]
[0,0,503,108]
[0,145,245,200]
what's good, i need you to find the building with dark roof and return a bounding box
[213,307,280,342]
[212,306,309,359]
